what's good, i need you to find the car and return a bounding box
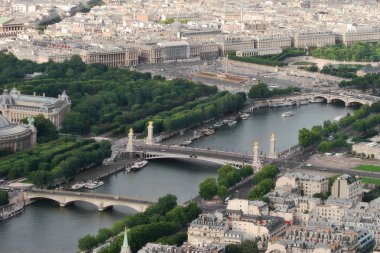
[306,164,312,167]
[114,196,119,200]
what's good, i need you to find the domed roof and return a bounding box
[0,88,16,105]
[0,114,11,128]
[170,21,183,32]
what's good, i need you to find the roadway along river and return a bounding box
[0,103,354,253]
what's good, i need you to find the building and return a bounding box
[267,228,375,253]
[0,115,37,152]
[218,37,255,55]
[138,243,224,253]
[331,174,362,200]
[226,199,269,216]
[0,88,71,128]
[138,45,164,64]
[187,213,242,246]
[81,48,139,67]
[0,17,24,37]
[236,48,282,57]
[157,41,190,61]
[255,35,292,49]
[190,43,219,60]
[294,31,336,48]
[276,173,329,197]
[340,27,380,45]
[188,211,285,247]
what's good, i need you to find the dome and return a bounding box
[170,21,183,32]
[0,115,11,128]
[0,88,16,105]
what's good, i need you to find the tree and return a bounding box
[22,114,58,143]
[199,178,218,200]
[241,240,259,253]
[78,234,98,251]
[248,83,271,99]
[217,185,228,200]
[61,112,90,134]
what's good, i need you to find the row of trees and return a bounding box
[126,91,246,135]
[0,137,111,185]
[199,165,253,200]
[301,64,362,78]
[228,49,305,67]
[248,165,279,201]
[312,42,380,62]
[298,102,380,151]
[78,194,202,253]
[0,190,9,206]
[339,73,380,91]
[0,53,223,136]
[248,83,300,99]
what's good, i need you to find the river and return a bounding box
[0,103,354,253]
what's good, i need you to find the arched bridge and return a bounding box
[133,144,254,168]
[311,93,376,107]
[24,189,155,212]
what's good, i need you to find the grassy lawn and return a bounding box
[354,164,380,173]
[361,177,380,185]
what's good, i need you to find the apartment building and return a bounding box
[294,31,336,48]
[256,35,292,49]
[276,173,329,197]
[331,174,362,200]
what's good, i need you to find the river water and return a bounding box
[0,103,354,253]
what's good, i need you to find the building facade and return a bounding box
[0,115,37,152]
[276,173,329,197]
[331,174,362,200]
[0,88,71,128]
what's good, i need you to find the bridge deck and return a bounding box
[27,189,154,204]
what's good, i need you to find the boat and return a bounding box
[71,182,86,190]
[213,122,223,128]
[299,100,309,105]
[180,140,192,146]
[0,205,23,221]
[227,120,237,127]
[204,129,215,136]
[282,111,294,117]
[269,84,279,88]
[334,115,345,122]
[240,113,250,120]
[281,101,295,107]
[85,180,104,189]
[131,160,148,171]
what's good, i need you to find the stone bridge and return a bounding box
[24,189,154,212]
[310,93,376,107]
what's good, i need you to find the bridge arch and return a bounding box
[313,95,328,103]
[346,101,364,107]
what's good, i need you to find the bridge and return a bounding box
[24,189,155,212]
[132,144,259,168]
[310,93,376,107]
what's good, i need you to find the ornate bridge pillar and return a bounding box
[269,133,277,159]
[126,128,134,153]
[145,121,154,145]
[252,142,262,171]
